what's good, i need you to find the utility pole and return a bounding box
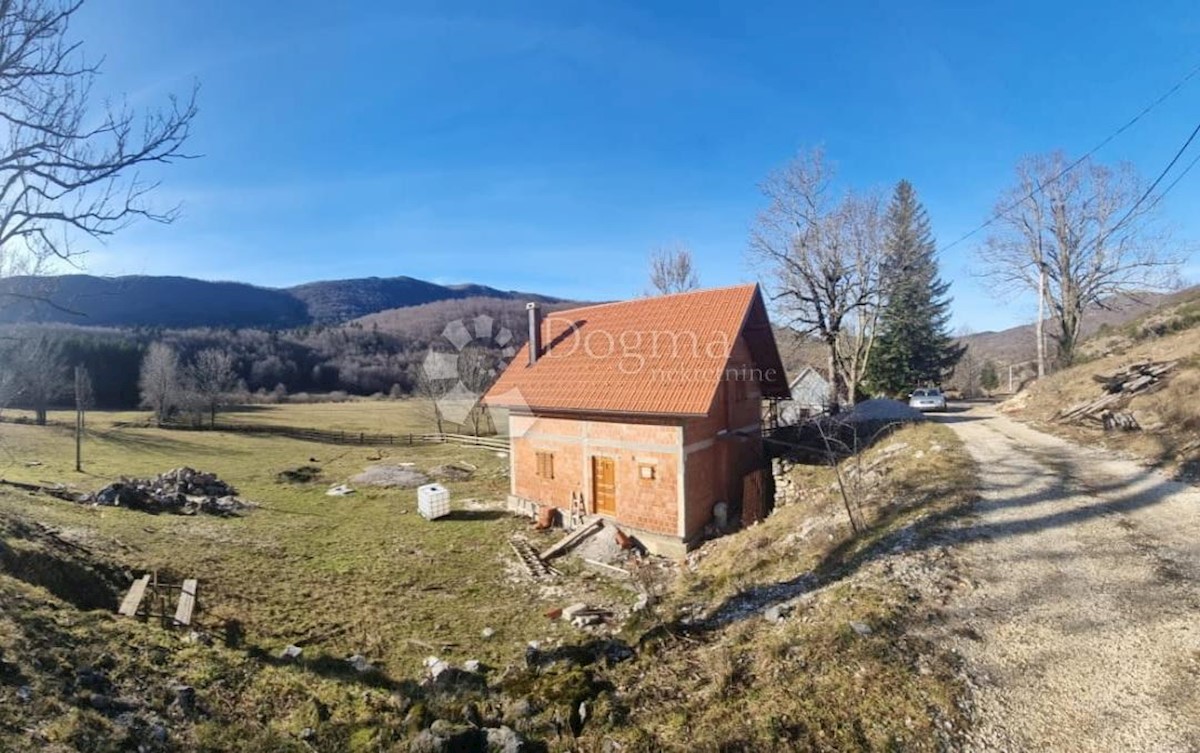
[74,365,90,473]
[1036,264,1047,378]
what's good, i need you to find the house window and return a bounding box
[536,452,555,479]
[639,463,656,481]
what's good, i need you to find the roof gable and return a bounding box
[484,284,789,416]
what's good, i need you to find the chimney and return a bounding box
[526,302,542,366]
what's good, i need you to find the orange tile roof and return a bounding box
[484,284,789,416]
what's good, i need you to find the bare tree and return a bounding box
[647,243,700,295]
[749,149,885,409]
[189,348,236,427]
[73,363,91,470]
[0,0,197,306]
[412,364,447,433]
[6,333,67,424]
[139,342,180,424]
[979,152,1181,367]
[458,344,501,436]
[948,332,982,398]
[833,195,884,404]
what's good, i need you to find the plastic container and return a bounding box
[417,483,451,520]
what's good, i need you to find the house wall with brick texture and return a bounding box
[509,411,682,536]
[506,336,771,546]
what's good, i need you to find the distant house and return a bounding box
[776,366,831,424]
[484,284,790,555]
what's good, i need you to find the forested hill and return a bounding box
[0,274,564,328]
[290,277,562,324]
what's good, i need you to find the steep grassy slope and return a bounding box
[956,286,1200,368]
[1004,294,1200,481]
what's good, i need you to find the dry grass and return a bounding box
[583,422,978,751]
[1012,323,1200,480]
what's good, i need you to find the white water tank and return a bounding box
[417,483,450,520]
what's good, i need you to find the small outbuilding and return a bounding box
[776,366,832,424]
[484,284,789,555]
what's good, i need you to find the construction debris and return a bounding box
[560,603,614,628]
[87,468,250,516]
[539,519,603,561]
[1057,360,1178,430]
[509,536,560,579]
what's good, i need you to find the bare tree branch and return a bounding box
[749,148,885,409]
[0,0,198,309]
[977,151,1182,366]
[646,243,700,295]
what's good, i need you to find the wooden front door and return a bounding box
[592,456,616,516]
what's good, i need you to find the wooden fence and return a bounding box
[110,421,511,451]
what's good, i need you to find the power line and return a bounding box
[1082,118,1200,253]
[1155,144,1200,201]
[1124,119,1200,218]
[940,59,1200,254]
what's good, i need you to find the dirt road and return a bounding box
[935,405,1200,752]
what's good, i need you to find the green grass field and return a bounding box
[0,412,597,679]
[0,405,974,751]
[4,398,510,436]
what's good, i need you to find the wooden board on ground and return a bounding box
[118,574,151,617]
[539,518,604,561]
[173,578,198,626]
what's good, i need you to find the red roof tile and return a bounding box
[484,284,789,416]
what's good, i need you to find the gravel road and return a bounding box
[935,404,1200,752]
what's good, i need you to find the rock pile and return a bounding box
[88,468,251,516]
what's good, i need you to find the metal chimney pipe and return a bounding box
[526,302,542,366]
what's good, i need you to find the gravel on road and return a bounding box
[935,405,1200,752]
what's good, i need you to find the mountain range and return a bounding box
[0,274,565,329]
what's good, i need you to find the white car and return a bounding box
[908,388,947,412]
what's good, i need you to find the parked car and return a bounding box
[908,387,947,412]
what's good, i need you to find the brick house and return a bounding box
[483,284,789,555]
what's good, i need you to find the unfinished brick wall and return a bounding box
[509,411,682,536]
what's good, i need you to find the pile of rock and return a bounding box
[88,468,251,516]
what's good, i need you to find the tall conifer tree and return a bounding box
[867,181,965,395]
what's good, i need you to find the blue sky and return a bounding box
[75,0,1200,332]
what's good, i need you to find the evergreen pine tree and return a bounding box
[866,181,965,396]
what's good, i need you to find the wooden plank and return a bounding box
[118,575,151,617]
[539,518,604,561]
[173,578,198,626]
[583,558,631,577]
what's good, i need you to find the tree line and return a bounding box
[737,145,1181,408]
[0,308,529,421]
